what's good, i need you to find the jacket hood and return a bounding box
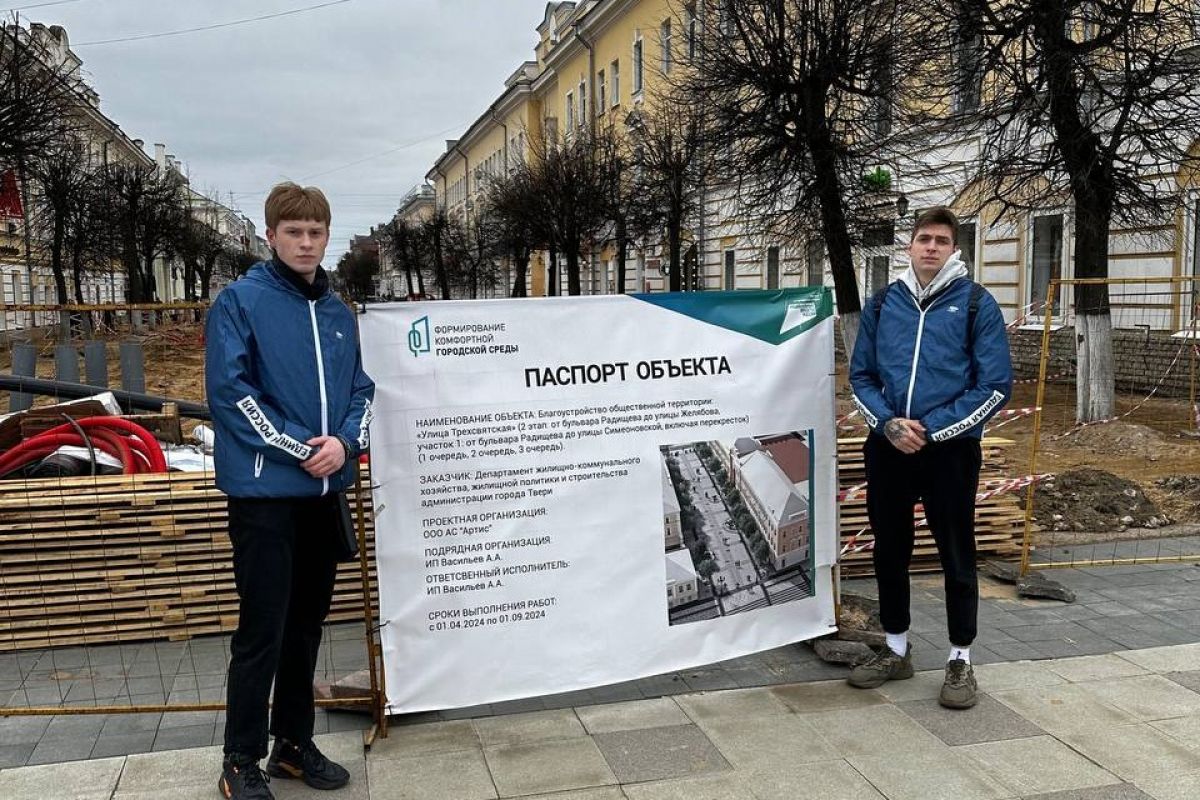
[899,252,968,302]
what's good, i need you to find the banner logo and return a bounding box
[408,316,431,357]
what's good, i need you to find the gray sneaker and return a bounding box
[847,644,914,688]
[939,658,978,709]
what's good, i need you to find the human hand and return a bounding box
[303,435,347,478]
[883,418,926,454]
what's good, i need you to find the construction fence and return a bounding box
[1020,276,1200,572]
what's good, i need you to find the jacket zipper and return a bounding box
[309,299,330,496]
[902,287,953,419]
[253,452,264,478]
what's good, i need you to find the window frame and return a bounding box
[1024,210,1072,327]
[724,249,736,289]
[597,69,606,114]
[765,245,781,290]
[610,59,620,107]
[806,239,824,288]
[660,19,673,74]
[632,36,644,96]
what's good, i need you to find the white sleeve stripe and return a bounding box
[235,395,314,460]
[930,390,1006,442]
[851,393,879,429]
[357,399,374,450]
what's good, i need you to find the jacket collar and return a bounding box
[268,255,329,301]
[898,252,968,303]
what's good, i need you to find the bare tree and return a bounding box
[686,0,911,350]
[525,124,614,296]
[381,217,429,300]
[592,120,660,295]
[99,162,189,303]
[175,216,226,301]
[626,99,709,292]
[333,249,379,303]
[0,21,80,166]
[421,207,455,300]
[484,169,540,298]
[446,205,503,299]
[919,0,1200,422]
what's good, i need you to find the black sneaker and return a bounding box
[219,755,274,800]
[267,737,351,790]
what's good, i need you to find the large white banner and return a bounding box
[359,289,838,713]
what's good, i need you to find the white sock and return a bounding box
[949,646,971,664]
[885,631,908,657]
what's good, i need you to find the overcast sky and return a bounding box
[22,0,550,265]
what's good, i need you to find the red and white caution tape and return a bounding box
[838,473,1053,557]
[1051,336,1192,440]
[985,405,1040,432]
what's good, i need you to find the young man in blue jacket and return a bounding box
[206,183,375,799]
[847,207,1012,709]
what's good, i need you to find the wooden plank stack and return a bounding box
[836,436,1026,577]
[0,469,377,652]
[0,437,1027,652]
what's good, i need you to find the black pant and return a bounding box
[864,433,982,647]
[223,495,340,759]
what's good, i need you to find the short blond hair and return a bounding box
[265,182,331,229]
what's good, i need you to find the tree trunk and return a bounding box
[669,175,685,292]
[548,243,559,297]
[809,138,862,352]
[1073,196,1115,422]
[616,217,628,295]
[566,248,582,296]
[403,262,415,298]
[839,310,861,362]
[433,227,450,300]
[510,244,528,298]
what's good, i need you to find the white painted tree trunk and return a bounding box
[840,309,861,360]
[1075,311,1115,422]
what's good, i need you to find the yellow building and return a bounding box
[422,0,1200,330]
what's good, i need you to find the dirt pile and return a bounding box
[1033,468,1166,532]
[1149,475,1200,524]
[1061,421,1177,462]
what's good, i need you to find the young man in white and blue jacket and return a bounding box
[847,206,1012,709]
[205,183,374,800]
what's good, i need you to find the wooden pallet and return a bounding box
[0,437,1028,651]
[0,468,378,651]
[835,436,1026,577]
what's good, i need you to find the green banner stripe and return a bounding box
[631,289,834,345]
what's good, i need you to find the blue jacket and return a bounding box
[205,260,375,498]
[850,259,1012,443]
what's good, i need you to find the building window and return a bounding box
[611,59,620,107]
[633,38,644,95]
[953,9,983,113]
[686,4,698,59]
[1188,196,1200,327]
[660,19,672,73]
[870,56,893,137]
[862,222,894,295]
[1030,213,1065,315]
[766,246,780,290]
[579,78,587,127]
[958,220,978,277]
[566,91,575,132]
[598,69,606,113]
[724,250,736,289]
[806,240,824,287]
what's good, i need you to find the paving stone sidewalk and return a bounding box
[5,642,1200,799]
[4,546,1200,770]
